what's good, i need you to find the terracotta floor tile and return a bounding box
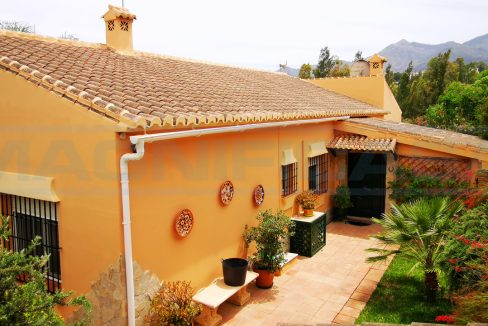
[350,291,371,302]
[333,313,357,325]
[345,298,367,310]
[339,306,362,318]
[365,268,385,282]
[315,305,339,321]
[217,224,386,325]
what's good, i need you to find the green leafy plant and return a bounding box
[244,210,295,272]
[295,190,318,209]
[332,185,353,209]
[443,204,488,292]
[146,281,202,326]
[389,167,468,204]
[0,214,91,325]
[451,248,488,324]
[367,197,463,300]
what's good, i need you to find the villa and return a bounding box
[0,5,487,325]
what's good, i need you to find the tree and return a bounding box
[330,60,350,77]
[0,214,91,325]
[354,50,364,61]
[0,21,34,33]
[367,198,463,300]
[424,50,452,104]
[406,75,432,118]
[396,61,414,113]
[298,63,312,79]
[385,64,395,87]
[313,46,335,78]
[477,97,488,139]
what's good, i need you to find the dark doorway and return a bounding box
[347,153,387,218]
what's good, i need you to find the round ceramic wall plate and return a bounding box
[175,209,194,237]
[254,184,265,206]
[220,180,234,205]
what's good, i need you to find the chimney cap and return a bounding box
[367,53,387,63]
[102,5,137,22]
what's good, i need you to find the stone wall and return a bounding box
[69,256,161,326]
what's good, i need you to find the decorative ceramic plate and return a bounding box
[254,184,265,206]
[175,209,194,237]
[220,180,234,205]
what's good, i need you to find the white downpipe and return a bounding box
[120,141,144,326]
[119,115,349,326]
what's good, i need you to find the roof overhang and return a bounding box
[327,134,397,157]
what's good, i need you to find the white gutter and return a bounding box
[119,116,349,326]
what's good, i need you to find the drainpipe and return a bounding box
[120,141,144,326]
[119,116,349,326]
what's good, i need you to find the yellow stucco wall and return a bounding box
[120,122,336,290]
[2,59,485,321]
[309,76,402,122]
[0,71,123,297]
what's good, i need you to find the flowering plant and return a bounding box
[295,190,319,209]
[442,203,488,292]
[435,315,455,324]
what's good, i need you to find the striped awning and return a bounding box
[328,135,396,152]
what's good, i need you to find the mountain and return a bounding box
[380,33,488,72]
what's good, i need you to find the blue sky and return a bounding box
[2,0,487,70]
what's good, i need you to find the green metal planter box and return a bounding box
[290,212,326,257]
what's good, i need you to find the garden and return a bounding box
[356,167,488,325]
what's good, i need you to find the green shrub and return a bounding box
[452,254,488,324]
[146,281,201,326]
[0,214,91,325]
[332,185,353,209]
[389,167,468,204]
[244,209,295,272]
[443,204,488,292]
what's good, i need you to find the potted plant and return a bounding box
[146,281,202,326]
[332,185,352,220]
[295,190,319,217]
[244,209,295,289]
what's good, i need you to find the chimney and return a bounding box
[367,54,387,76]
[102,5,137,52]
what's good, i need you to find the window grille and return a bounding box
[0,193,61,292]
[107,20,115,31]
[282,163,298,196]
[309,154,328,194]
[120,21,129,31]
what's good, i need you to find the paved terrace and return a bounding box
[219,222,391,325]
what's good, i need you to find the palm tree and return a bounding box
[367,197,463,300]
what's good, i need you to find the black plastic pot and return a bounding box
[222,258,248,286]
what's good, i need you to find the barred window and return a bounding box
[282,163,298,196]
[1,194,61,292]
[309,154,328,194]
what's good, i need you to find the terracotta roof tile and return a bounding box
[328,134,396,152]
[345,118,488,153]
[0,31,388,129]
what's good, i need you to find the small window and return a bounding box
[1,194,61,292]
[107,20,115,31]
[120,21,129,31]
[282,163,298,196]
[309,154,328,194]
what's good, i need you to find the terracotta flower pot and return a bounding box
[254,268,275,289]
[303,208,314,217]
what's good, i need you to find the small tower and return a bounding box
[367,54,387,76]
[102,5,137,52]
